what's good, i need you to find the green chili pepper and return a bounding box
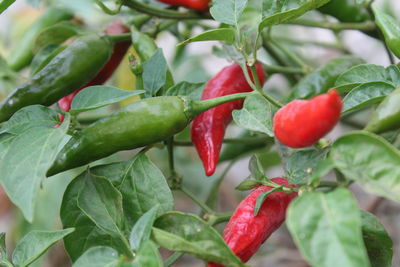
[319,0,370,23]
[131,27,174,94]
[7,7,73,71]
[365,88,400,133]
[374,9,400,60]
[30,45,67,76]
[46,93,251,176]
[0,34,113,123]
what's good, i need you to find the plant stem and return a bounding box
[122,0,209,20]
[205,160,237,210]
[164,252,184,266]
[270,39,309,70]
[94,0,122,15]
[262,36,299,84]
[166,137,175,174]
[262,63,307,74]
[210,212,233,226]
[250,64,283,108]
[180,186,214,214]
[174,136,272,147]
[286,19,376,32]
[107,33,131,43]
[273,36,348,53]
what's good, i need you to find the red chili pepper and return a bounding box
[208,178,297,267]
[57,20,130,122]
[156,0,210,11]
[191,63,265,176]
[273,89,342,148]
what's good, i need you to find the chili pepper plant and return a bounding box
[0,0,399,266]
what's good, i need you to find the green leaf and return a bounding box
[33,21,82,52]
[12,228,74,267]
[259,0,330,31]
[210,0,248,25]
[164,81,204,100]
[386,64,400,87]
[331,131,400,202]
[287,188,370,267]
[374,8,400,59]
[342,82,395,114]
[129,206,158,252]
[0,105,60,135]
[77,171,125,237]
[70,86,145,114]
[235,179,263,191]
[61,153,173,261]
[152,212,245,267]
[0,117,70,222]
[232,94,274,136]
[248,154,266,181]
[0,0,15,15]
[131,241,163,267]
[118,152,174,227]
[72,246,119,267]
[286,148,328,184]
[61,162,131,261]
[335,64,391,93]
[253,187,282,216]
[178,28,235,46]
[290,56,364,100]
[0,233,6,261]
[142,49,169,96]
[361,211,393,267]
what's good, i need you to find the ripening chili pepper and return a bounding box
[365,88,400,133]
[57,20,130,121]
[46,93,251,176]
[156,0,210,11]
[273,90,342,148]
[0,34,113,123]
[208,178,297,267]
[7,7,73,71]
[191,63,265,176]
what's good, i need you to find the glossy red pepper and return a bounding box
[273,90,342,148]
[58,20,131,121]
[156,0,210,11]
[191,63,265,176]
[208,178,297,266]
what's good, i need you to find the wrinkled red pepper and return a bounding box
[191,63,265,176]
[273,89,342,148]
[208,178,297,266]
[156,0,210,11]
[58,20,130,122]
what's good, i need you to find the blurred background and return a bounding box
[1,0,400,266]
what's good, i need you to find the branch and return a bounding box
[122,0,210,20]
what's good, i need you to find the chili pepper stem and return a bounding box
[180,186,214,214]
[188,92,254,117]
[164,252,184,266]
[107,33,131,43]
